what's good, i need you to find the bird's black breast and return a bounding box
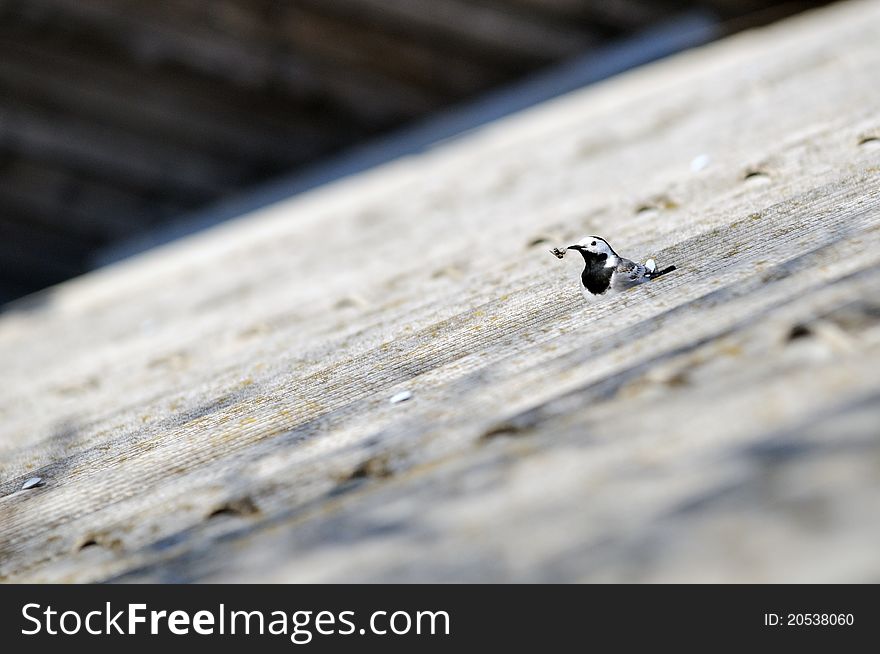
[579,252,613,295]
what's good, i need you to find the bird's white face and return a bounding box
[571,236,614,257]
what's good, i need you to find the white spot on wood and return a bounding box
[390,391,413,404]
[690,154,711,172]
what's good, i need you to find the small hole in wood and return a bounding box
[480,423,524,441]
[207,497,260,519]
[858,136,880,150]
[334,297,359,310]
[635,205,659,218]
[743,170,770,184]
[344,454,393,481]
[431,264,466,280]
[787,324,812,341]
[662,370,691,388]
[78,538,99,551]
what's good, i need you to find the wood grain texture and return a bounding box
[0,0,825,303]
[1,0,879,582]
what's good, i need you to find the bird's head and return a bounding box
[566,236,615,258]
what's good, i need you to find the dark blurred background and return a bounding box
[0,0,830,305]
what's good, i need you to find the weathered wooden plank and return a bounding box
[0,0,878,583]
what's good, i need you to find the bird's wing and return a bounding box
[618,258,648,280]
[612,258,649,289]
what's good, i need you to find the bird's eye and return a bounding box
[591,241,596,246]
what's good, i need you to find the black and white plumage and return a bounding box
[551,236,675,301]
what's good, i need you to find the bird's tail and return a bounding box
[647,265,676,279]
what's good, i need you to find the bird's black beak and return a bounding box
[566,245,582,251]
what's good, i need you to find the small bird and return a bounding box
[551,236,675,301]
